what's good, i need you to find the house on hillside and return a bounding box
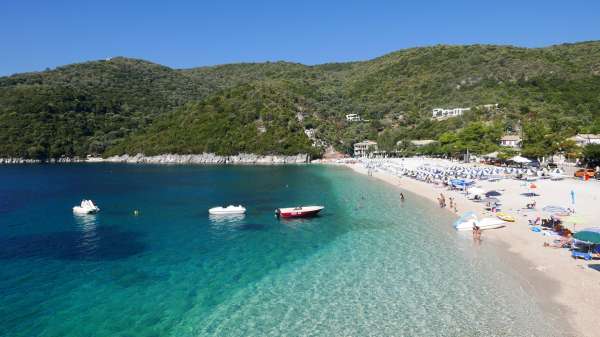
[410,140,438,147]
[345,114,361,122]
[481,103,499,110]
[500,135,522,148]
[432,107,470,119]
[568,134,600,147]
[353,140,378,157]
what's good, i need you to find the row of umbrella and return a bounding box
[361,158,599,245]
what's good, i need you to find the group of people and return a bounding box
[437,193,446,208]
[437,193,458,213]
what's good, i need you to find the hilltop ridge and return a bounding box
[1,42,599,159]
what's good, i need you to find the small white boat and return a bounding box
[73,199,100,214]
[453,212,505,231]
[209,205,246,215]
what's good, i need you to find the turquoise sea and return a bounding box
[0,164,566,337]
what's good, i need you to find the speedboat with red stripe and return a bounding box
[275,206,324,218]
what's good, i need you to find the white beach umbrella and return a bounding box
[468,187,485,195]
[484,151,499,159]
[510,155,531,164]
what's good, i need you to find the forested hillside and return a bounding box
[1,42,599,159]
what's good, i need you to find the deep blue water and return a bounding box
[0,164,565,336]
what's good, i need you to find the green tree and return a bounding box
[583,144,600,167]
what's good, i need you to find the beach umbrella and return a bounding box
[468,187,485,195]
[573,228,600,244]
[510,155,531,164]
[522,192,539,197]
[559,214,585,225]
[542,205,568,214]
[485,190,502,197]
[559,214,586,231]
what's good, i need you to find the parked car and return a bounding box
[574,168,596,178]
[595,171,600,180]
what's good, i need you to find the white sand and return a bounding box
[339,159,600,337]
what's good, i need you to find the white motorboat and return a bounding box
[453,212,506,231]
[73,199,100,214]
[275,205,324,218]
[209,205,246,215]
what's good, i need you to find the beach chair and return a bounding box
[571,250,592,260]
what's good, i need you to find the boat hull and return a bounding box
[209,210,246,215]
[73,206,99,214]
[455,218,505,231]
[276,206,324,218]
[209,206,246,215]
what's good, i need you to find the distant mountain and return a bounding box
[1,42,600,159]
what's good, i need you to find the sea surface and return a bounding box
[0,164,566,337]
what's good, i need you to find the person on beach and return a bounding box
[400,193,405,201]
[449,197,454,208]
[473,224,482,242]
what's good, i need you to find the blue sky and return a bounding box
[1,0,599,75]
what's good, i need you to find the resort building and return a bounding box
[353,140,378,157]
[431,107,470,119]
[410,140,438,147]
[500,135,522,148]
[568,134,600,147]
[481,103,499,110]
[345,114,361,122]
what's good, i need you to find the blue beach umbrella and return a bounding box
[485,190,502,197]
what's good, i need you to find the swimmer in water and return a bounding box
[400,193,405,201]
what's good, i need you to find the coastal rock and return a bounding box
[0,154,309,165]
[101,153,310,165]
[0,157,84,164]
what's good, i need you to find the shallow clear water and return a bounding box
[0,164,565,336]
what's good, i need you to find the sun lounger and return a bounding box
[571,250,593,260]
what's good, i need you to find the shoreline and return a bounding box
[340,161,599,337]
[0,153,310,165]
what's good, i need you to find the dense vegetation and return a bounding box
[105,82,318,157]
[1,42,600,159]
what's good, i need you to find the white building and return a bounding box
[568,134,600,147]
[432,107,470,119]
[500,135,522,148]
[481,103,499,110]
[410,139,438,147]
[345,114,361,122]
[353,140,378,157]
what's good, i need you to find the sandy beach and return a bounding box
[339,158,600,337]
